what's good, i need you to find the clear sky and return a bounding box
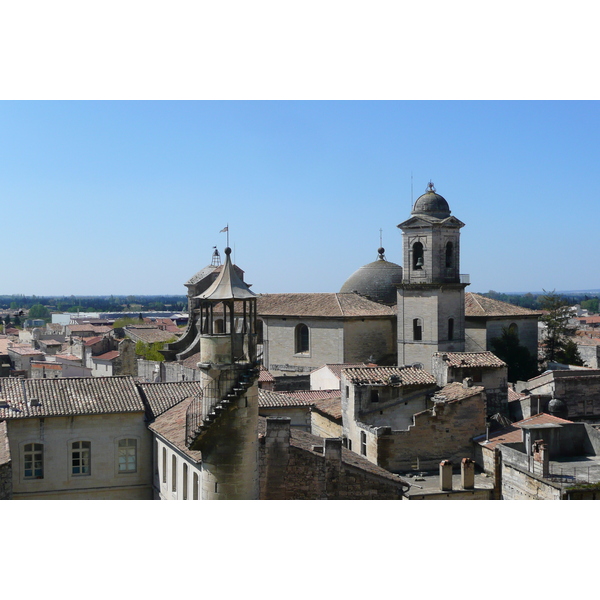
[2,100,599,297]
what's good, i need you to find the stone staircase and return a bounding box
[185,363,260,449]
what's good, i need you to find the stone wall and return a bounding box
[311,411,342,439]
[7,413,153,500]
[344,318,396,365]
[0,421,12,500]
[500,461,562,500]
[263,317,344,374]
[375,390,486,472]
[259,418,405,499]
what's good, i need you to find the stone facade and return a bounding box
[6,413,153,500]
[373,385,487,472]
[258,417,408,500]
[0,421,12,500]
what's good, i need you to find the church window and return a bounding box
[71,441,91,476]
[162,447,167,483]
[509,323,519,339]
[295,324,309,354]
[117,438,137,473]
[193,472,199,500]
[413,318,423,341]
[183,463,189,500]
[448,318,454,341]
[445,242,454,268]
[23,443,44,479]
[370,389,379,403]
[412,242,424,270]
[360,431,367,456]
[172,455,177,493]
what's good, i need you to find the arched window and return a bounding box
[183,463,189,500]
[413,318,423,341]
[162,447,167,483]
[509,322,519,339]
[412,242,424,270]
[448,318,454,341]
[295,323,309,354]
[172,455,177,493]
[445,241,454,268]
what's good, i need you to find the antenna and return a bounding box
[379,228,383,248]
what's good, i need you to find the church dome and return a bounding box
[548,397,568,419]
[412,182,451,220]
[340,248,403,305]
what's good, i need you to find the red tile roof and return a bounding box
[93,351,120,362]
[433,351,506,368]
[341,366,436,387]
[465,293,541,318]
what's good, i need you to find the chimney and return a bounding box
[461,458,475,489]
[324,438,343,463]
[439,460,453,491]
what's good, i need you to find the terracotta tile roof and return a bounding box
[312,363,368,380]
[282,389,341,402]
[93,351,120,362]
[93,326,113,334]
[38,339,62,346]
[341,365,436,387]
[148,397,202,462]
[311,396,342,420]
[66,324,97,332]
[84,336,104,346]
[31,362,62,370]
[508,387,525,402]
[179,352,200,369]
[433,382,485,402]
[125,327,177,344]
[257,293,396,318]
[7,345,44,356]
[257,417,407,485]
[465,293,541,318]
[259,389,315,408]
[476,412,574,449]
[258,366,275,382]
[0,377,145,420]
[55,353,81,362]
[137,381,202,419]
[433,351,506,368]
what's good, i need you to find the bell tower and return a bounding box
[397,183,468,368]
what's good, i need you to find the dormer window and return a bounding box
[412,242,424,270]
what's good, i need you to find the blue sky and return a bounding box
[1,100,598,296]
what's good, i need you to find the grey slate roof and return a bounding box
[0,377,145,419]
[257,293,396,318]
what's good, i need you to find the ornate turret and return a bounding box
[184,246,260,500]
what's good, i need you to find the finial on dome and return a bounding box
[427,181,436,193]
[377,247,386,260]
[224,247,232,256]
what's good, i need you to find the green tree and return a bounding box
[539,290,581,366]
[491,327,539,383]
[28,303,50,320]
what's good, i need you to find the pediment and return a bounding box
[398,215,465,230]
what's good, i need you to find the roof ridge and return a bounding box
[334,293,344,316]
